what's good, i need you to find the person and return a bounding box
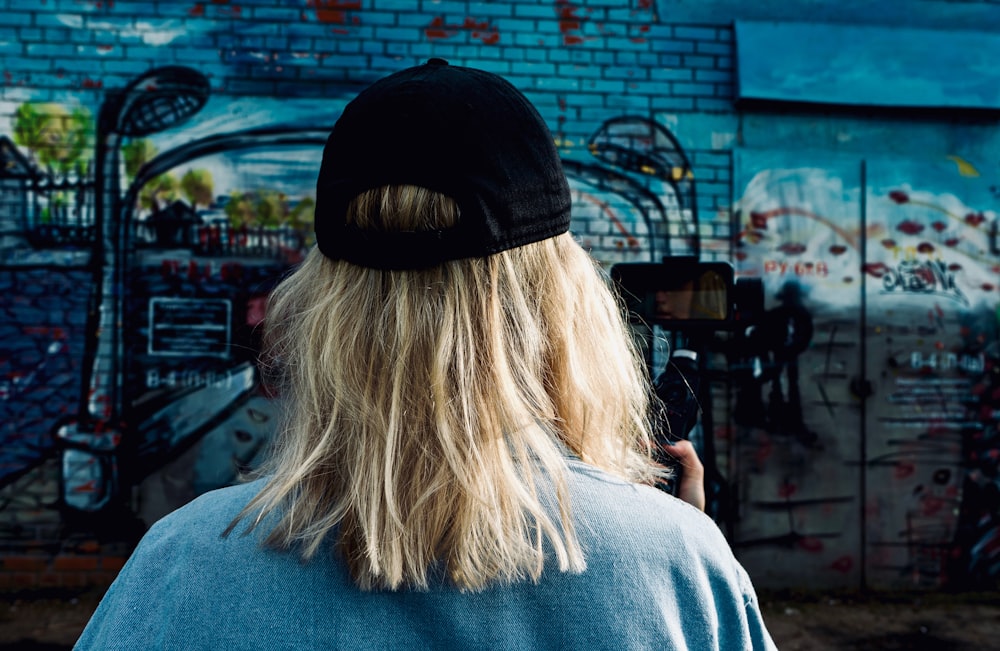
[654,281,695,320]
[76,59,776,650]
[652,269,728,323]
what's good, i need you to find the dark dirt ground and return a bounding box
[0,587,998,650]
[759,591,1000,650]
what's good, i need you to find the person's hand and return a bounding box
[660,440,705,511]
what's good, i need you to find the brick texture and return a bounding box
[0,0,737,589]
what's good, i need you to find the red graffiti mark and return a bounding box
[881,238,896,249]
[742,206,858,248]
[917,241,935,254]
[797,536,824,553]
[309,0,361,24]
[982,283,996,291]
[556,0,587,45]
[97,45,113,52]
[425,16,498,43]
[965,211,986,226]
[914,266,936,285]
[161,259,181,277]
[888,190,909,204]
[897,220,924,235]
[777,241,806,255]
[947,263,962,271]
[637,0,654,8]
[749,211,769,229]
[921,495,947,516]
[734,251,748,261]
[895,462,916,479]
[72,479,99,494]
[828,244,847,255]
[220,262,245,282]
[463,17,491,30]
[765,258,829,275]
[189,3,205,16]
[574,191,640,249]
[22,326,67,339]
[82,78,103,89]
[863,262,890,278]
[307,0,340,18]
[557,8,580,31]
[944,237,960,247]
[830,556,853,574]
[931,220,947,232]
[426,16,450,39]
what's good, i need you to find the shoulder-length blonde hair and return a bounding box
[229,185,658,591]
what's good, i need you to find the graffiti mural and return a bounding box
[0,70,336,539]
[865,158,999,589]
[564,116,699,265]
[733,153,1000,589]
[0,63,702,551]
[2,0,999,594]
[731,156,864,590]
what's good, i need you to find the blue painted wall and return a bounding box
[1,0,999,591]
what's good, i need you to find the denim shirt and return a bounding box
[76,459,777,650]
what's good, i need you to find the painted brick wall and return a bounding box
[2,0,1000,593]
[0,0,739,591]
[1,0,734,255]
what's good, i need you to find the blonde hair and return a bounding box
[229,185,658,591]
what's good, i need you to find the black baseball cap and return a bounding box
[314,59,571,270]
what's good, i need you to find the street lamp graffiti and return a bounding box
[57,67,210,512]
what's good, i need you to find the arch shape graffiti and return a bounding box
[586,116,698,258]
[59,125,329,512]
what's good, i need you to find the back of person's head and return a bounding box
[232,60,658,591]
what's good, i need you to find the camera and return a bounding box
[610,258,737,496]
[610,258,736,331]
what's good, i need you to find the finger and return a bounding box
[659,440,705,511]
